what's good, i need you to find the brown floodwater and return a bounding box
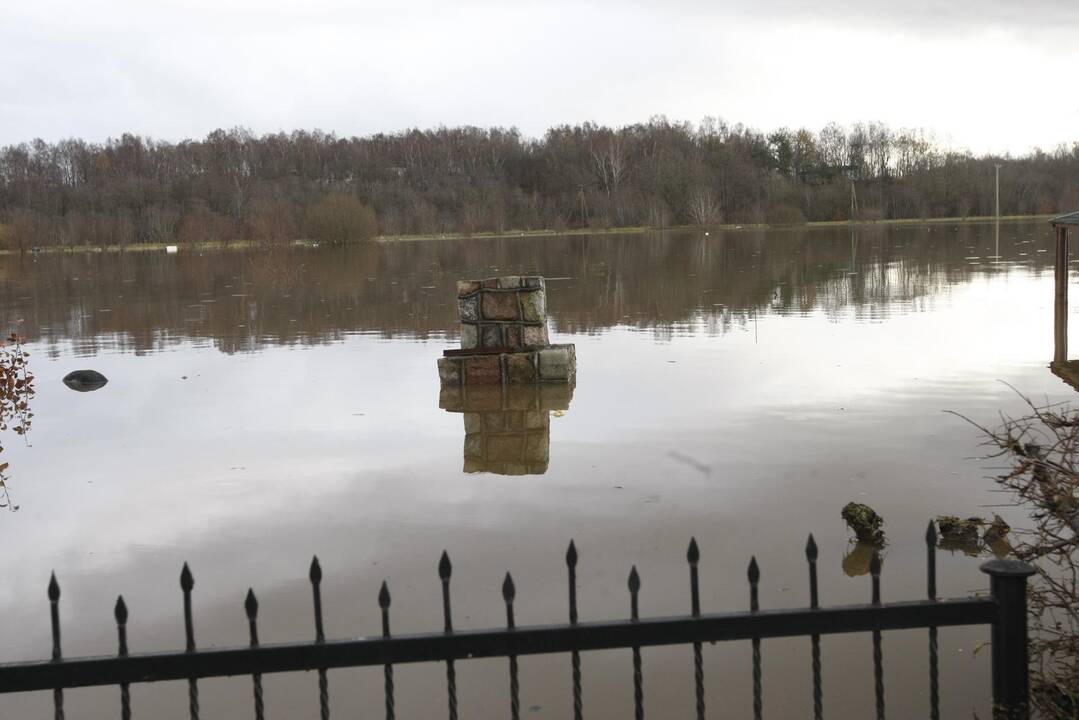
[0,220,1071,718]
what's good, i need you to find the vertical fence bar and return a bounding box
[1055,224,1069,364]
[180,563,199,720]
[926,521,939,720]
[748,557,761,720]
[245,589,264,720]
[439,551,458,720]
[47,573,64,720]
[503,573,520,720]
[115,596,131,720]
[806,535,822,720]
[566,541,582,720]
[379,582,395,720]
[870,551,885,720]
[687,538,705,720]
[628,566,643,720]
[980,560,1036,719]
[309,557,329,720]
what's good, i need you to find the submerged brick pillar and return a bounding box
[437,276,576,386]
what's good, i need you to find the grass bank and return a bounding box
[0,214,1055,256]
[379,214,1053,243]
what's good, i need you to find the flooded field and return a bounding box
[0,220,1071,718]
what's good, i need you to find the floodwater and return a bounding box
[0,220,1071,718]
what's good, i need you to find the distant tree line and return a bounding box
[0,118,1076,249]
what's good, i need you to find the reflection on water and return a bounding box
[0,222,1053,354]
[1051,232,1079,392]
[440,385,574,475]
[841,541,885,577]
[0,219,1070,718]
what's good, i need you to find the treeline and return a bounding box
[0,118,1077,249]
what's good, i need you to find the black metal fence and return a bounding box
[0,522,1036,719]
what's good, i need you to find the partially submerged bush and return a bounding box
[841,501,885,544]
[936,515,981,542]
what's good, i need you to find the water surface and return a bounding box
[0,220,1069,718]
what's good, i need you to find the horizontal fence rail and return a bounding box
[0,522,1036,720]
[0,598,1001,690]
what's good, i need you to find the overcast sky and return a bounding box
[2,0,1077,154]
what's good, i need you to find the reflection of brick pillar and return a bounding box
[463,410,550,475]
[440,385,573,476]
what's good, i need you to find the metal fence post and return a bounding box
[980,559,1036,719]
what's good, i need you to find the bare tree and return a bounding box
[686,187,721,226]
[589,133,629,199]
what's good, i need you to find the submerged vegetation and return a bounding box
[963,396,1079,719]
[0,334,33,511]
[842,501,886,544]
[1,119,1077,250]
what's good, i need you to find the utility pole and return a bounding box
[995,164,1002,219]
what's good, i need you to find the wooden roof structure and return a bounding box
[1051,211,1079,226]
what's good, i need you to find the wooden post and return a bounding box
[1055,225,1068,364]
[981,560,1036,719]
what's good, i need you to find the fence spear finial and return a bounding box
[114,595,128,625]
[378,581,391,609]
[244,589,258,620]
[378,581,392,638]
[439,551,454,634]
[180,563,194,593]
[502,572,516,603]
[687,539,701,617]
[748,556,760,613]
[48,572,60,602]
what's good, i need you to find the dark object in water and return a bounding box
[936,515,982,542]
[841,501,886,543]
[63,370,108,392]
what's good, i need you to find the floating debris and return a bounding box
[936,515,981,543]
